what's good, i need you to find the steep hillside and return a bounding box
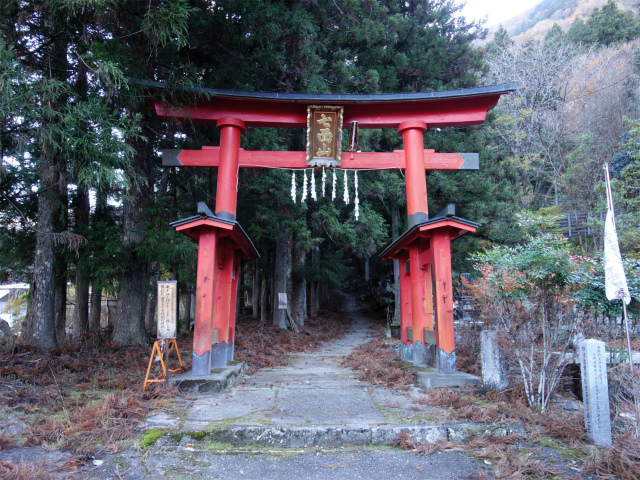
[490,0,637,40]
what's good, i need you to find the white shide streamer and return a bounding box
[311,169,317,200]
[302,169,308,202]
[343,170,349,204]
[322,167,326,198]
[291,171,296,203]
[332,169,337,200]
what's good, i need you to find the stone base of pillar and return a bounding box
[426,343,436,366]
[413,342,436,366]
[401,343,413,362]
[211,341,228,368]
[227,341,234,362]
[192,349,211,376]
[412,341,426,365]
[437,348,456,374]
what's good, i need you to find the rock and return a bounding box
[0,419,28,437]
[563,400,581,411]
[145,411,180,429]
[0,319,15,352]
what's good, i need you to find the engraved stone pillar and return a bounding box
[580,339,612,446]
[480,330,509,391]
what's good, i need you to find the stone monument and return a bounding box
[579,339,612,446]
[480,330,509,391]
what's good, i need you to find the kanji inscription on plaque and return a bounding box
[157,281,177,339]
[306,105,343,167]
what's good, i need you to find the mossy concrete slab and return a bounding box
[168,361,247,393]
[415,370,481,390]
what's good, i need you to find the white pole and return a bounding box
[622,299,633,367]
[605,163,633,367]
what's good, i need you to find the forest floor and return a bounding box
[0,292,638,479]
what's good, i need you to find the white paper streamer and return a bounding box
[322,167,326,198]
[332,169,337,200]
[291,171,296,203]
[311,169,317,200]
[302,169,308,202]
[343,169,349,204]
[354,170,360,220]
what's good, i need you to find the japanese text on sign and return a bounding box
[306,106,343,167]
[157,281,177,339]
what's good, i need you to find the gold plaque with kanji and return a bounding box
[306,106,343,167]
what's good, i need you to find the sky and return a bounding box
[461,0,542,27]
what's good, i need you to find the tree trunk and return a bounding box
[270,274,275,317]
[144,271,158,334]
[273,228,291,329]
[71,187,90,342]
[391,202,401,322]
[89,283,102,333]
[260,277,267,324]
[285,242,293,324]
[292,244,307,327]
[112,107,154,346]
[22,177,59,348]
[310,241,320,317]
[88,190,106,335]
[184,293,192,326]
[54,245,67,346]
[365,256,370,282]
[252,264,260,319]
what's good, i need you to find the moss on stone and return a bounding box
[140,428,169,448]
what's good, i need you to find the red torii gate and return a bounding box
[146,82,515,376]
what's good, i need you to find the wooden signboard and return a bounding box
[157,281,177,339]
[306,105,343,167]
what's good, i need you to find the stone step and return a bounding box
[151,422,525,449]
[168,361,247,393]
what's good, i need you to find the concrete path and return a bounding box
[182,295,394,430]
[113,295,498,479]
[146,295,519,448]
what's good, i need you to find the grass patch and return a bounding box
[140,428,169,448]
[535,436,587,460]
[205,440,237,450]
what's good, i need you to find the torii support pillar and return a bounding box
[171,204,258,375]
[397,251,413,362]
[381,214,480,374]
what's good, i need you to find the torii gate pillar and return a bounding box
[215,117,245,220]
[382,212,479,374]
[172,117,255,375]
[399,121,429,228]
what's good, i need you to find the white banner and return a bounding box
[603,165,631,305]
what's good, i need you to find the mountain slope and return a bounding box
[493,0,637,40]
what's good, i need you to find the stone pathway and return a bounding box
[181,295,391,430]
[145,295,518,449]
